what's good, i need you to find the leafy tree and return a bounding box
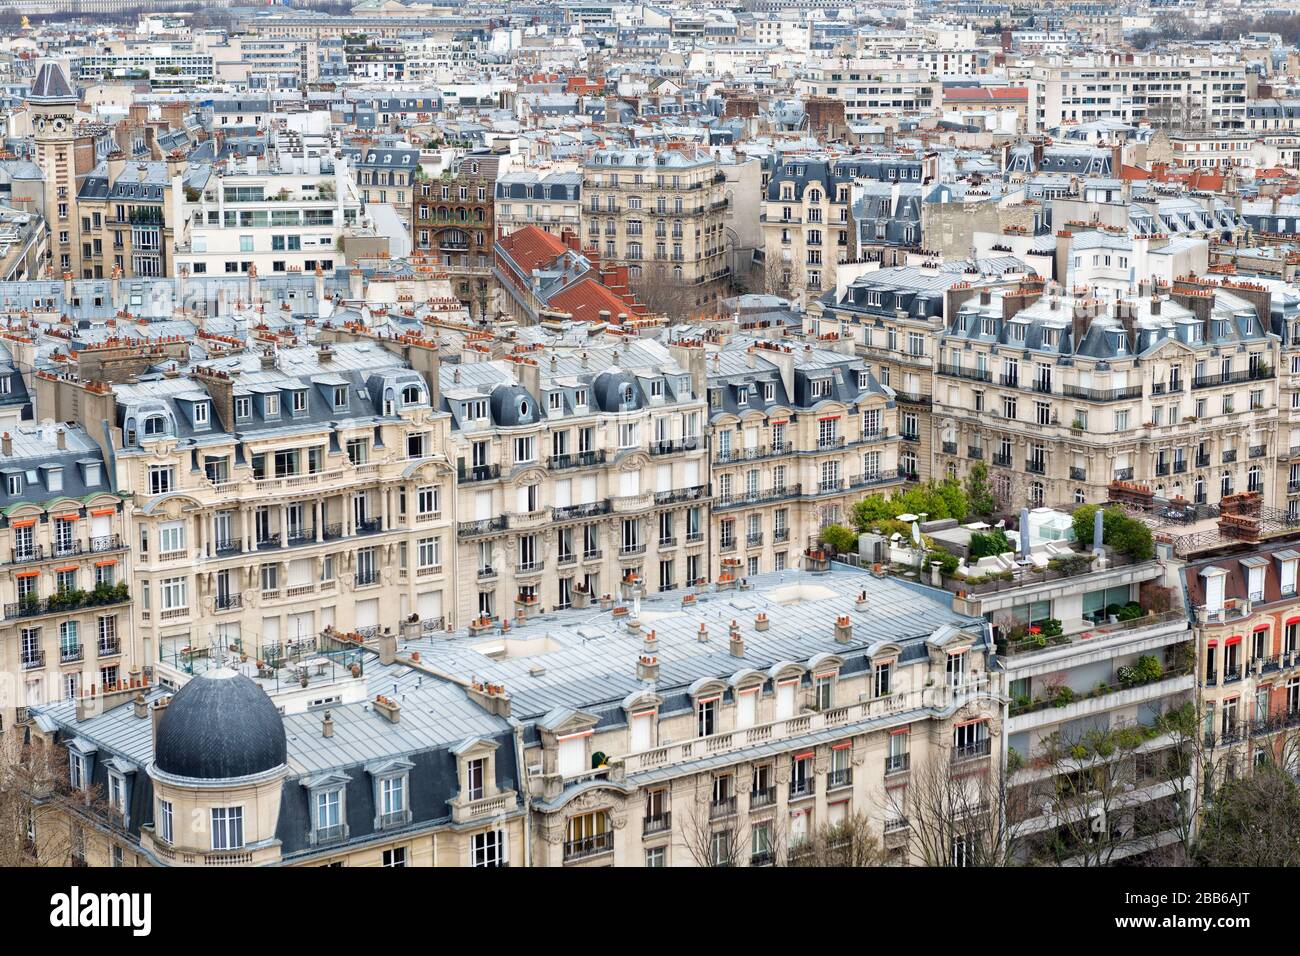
[1070,505,1153,560]
[964,461,996,518]
[819,524,859,555]
[849,479,969,532]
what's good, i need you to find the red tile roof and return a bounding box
[496,225,568,275]
[549,277,638,324]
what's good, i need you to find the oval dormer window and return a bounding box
[519,400,529,418]
[622,384,634,404]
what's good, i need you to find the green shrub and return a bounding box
[930,547,960,576]
[819,524,859,555]
[969,528,1012,560]
[1040,618,1063,638]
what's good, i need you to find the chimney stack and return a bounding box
[729,620,744,657]
[56,428,66,450]
[133,692,148,719]
[834,615,853,644]
[697,622,709,643]
[322,710,334,738]
[151,695,171,750]
[377,628,397,665]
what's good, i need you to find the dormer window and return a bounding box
[548,391,563,412]
[737,386,749,407]
[235,397,251,419]
[621,384,634,405]
[810,379,831,399]
[143,416,167,437]
[46,468,62,493]
[650,379,663,399]
[574,389,588,409]
[402,384,422,406]
[332,386,348,410]
[194,402,210,427]
[7,474,21,496]
[292,392,308,415]
[265,394,280,418]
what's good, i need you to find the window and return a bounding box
[148,466,174,495]
[380,775,406,825]
[157,798,173,844]
[471,829,505,867]
[466,757,486,801]
[160,577,187,611]
[210,807,245,851]
[315,788,343,841]
[646,846,667,867]
[382,846,407,867]
[69,752,89,791]
[697,697,717,737]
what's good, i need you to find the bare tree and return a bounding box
[894,752,1024,866]
[679,779,749,868]
[630,267,707,325]
[1020,721,1181,867]
[784,813,889,867]
[0,730,101,867]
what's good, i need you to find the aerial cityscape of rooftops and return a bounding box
[2,0,1300,873]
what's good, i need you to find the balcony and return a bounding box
[553,501,612,522]
[749,786,776,809]
[992,453,1013,468]
[885,753,910,776]
[60,644,83,664]
[746,533,763,548]
[98,639,121,657]
[354,570,380,587]
[715,483,802,510]
[709,796,737,819]
[1061,384,1143,402]
[458,517,507,538]
[1192,368,1273,389]
[1025,459,1046,475]
[788,777,816,799]
[653,484,709,506]
[827,768,853,790]
[547,450,606,471]
[563,832,613,863]
[951,738,991,763]
[643,812,671,835]
[1114,467,1134,481]
[5,585,130,621]
[1069,466,1087,481]
[619,542,647,557]
[457,463,501,483]
[21,651,45,670]
[967,446,984,460]
[937,362,991,383]
[622,679,991,778]
[611,493,654,514]
[649,437,699,457]
[942,441,957,455]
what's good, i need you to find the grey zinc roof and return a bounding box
[390,567,984,725]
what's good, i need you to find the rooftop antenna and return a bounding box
[211,630,227,670]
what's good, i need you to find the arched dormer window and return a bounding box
[143,415,167,437]
[402,384,422,406]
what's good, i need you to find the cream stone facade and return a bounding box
[581,146,732,312]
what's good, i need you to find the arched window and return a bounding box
[1074,488,1085,504]
[143,416,167,436]
[402,385,422,405]
[1029,482,1044,508]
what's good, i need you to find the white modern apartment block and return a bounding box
[172,157,363,279]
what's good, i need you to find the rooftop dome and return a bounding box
[154,669,286,780]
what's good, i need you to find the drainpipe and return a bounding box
[512,717,531,868]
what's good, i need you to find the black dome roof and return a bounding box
[155,670,287,780]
